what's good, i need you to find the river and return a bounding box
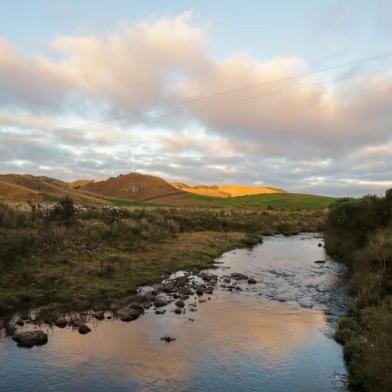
[0,233,348,391]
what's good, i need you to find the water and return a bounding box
[0,233,348,391]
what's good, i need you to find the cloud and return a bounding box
[0,13,391,196]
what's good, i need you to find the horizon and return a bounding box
[1,1,392,197]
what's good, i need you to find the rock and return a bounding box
[196,288,204,296]
[198,299,207,304]
[248,278,257,284]
[162,283,177,293]
[204,287,213,294]
[178,287,193,296]
[5,323,16,336]
[154,298,168,308]
[318,243,323,247]
[55,318,67,328]
[188,318,194,322]
[117,307,143,322]
[175,300,185,308]
[161,335,176,342]
[199,273,218,283]
[155,310,166,315]
[223,278,231,283]
[12,330,48,348]
[78,325,91,334]
[16,319,24,326]
[314,260,326,264]
[174,308,182,315]
[175,276,188,287]
[235,287,242,291]
[231,273,248,280]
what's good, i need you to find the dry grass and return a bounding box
[0,201,325,316]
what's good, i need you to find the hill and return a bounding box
[0,172,335,209]
[172,183,285,197]
[186,192,336,209]
[0,174,108,205]
[79,172,186,202]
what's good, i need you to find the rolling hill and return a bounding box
[0,174,108,204]
[0,172,335,209]
[172,183,285,197]
[78,172,185,201]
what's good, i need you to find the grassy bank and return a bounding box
[0,199,325,317]
[186,192,335,209]
[325,190,392,392]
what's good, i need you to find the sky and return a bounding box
[0,0,392,196]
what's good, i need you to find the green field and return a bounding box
[186,192,336,209]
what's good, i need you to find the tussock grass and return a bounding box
[0,199,325,316]
[325,189,392,392]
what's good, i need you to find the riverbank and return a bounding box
[0,200,326,318]
[325,190,392,392]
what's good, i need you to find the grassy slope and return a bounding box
[0,174,109,205]
[172,183,285,198]
[186,192,336,209]
[325,193,392,392]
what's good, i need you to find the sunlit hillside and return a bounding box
[172,183,285,198]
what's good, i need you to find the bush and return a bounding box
[326,188,392,392]
[48,197,75,222]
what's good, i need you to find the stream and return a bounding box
[0,233,348,391]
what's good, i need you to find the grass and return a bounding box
[325,190,392,392]
[102,196,158,207]
[0,200,326,317]
[186,192,336,209]
[0,231,248,316]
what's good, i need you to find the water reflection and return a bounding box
[0,234,347,392]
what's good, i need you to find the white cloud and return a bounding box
[0,13,391,196]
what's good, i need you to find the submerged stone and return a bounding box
[12,330,48,348]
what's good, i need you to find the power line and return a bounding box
[126,51,392,115]
[55,51,392,133]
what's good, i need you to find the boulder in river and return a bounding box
[78,325,91,334]
[55,318,67,328]
[231,272,249,280]
[199,273,218,283]
[174,308,182,315]
[5,323,16,336]
[154,298,169,308]
[162,283,177,293]
[117,307,143,322]
[12,330,48,348]
[314,260,326,264]
[196,287,204,296]
[248,278,257,284]
[175,300,185,308]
